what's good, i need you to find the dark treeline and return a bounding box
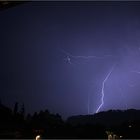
[1,102,140,139]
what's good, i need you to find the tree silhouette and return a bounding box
[14,102,18,115]
[20,103,25,117]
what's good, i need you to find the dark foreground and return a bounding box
[1,102,140,139]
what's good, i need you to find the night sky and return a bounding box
[1,1,140,119]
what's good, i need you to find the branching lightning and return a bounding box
[131,70,140,74]
[87,92,90,114]
[61,48,116,114]
[128,82,136,87]
[129,70,140,87]
[65,55,72,64]
[61,49,114,64]
[96,65,115,113]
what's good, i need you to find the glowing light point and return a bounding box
[129,125,132,128]
[131,70,140,74]
[120,135,123,138]
[36,135,40,140]
[66,56,72,64]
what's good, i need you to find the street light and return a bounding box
[35,135,40,140]
[120,135,123,138]
[129,125,132,128]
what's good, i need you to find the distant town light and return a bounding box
[120,135,123,138]
[129,125,132,128]
[36,135,40,140]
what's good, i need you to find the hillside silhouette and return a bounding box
[0,101,140,138]
[67,109,140,126]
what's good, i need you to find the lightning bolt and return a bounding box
[65,55,72,64]
[129,70,140,88]
[128,83,135,87]
[87,91,90,114]
[131,70,140,74]
[96,65,115,113]
[61,49,114,64]
[60,48,116,114]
